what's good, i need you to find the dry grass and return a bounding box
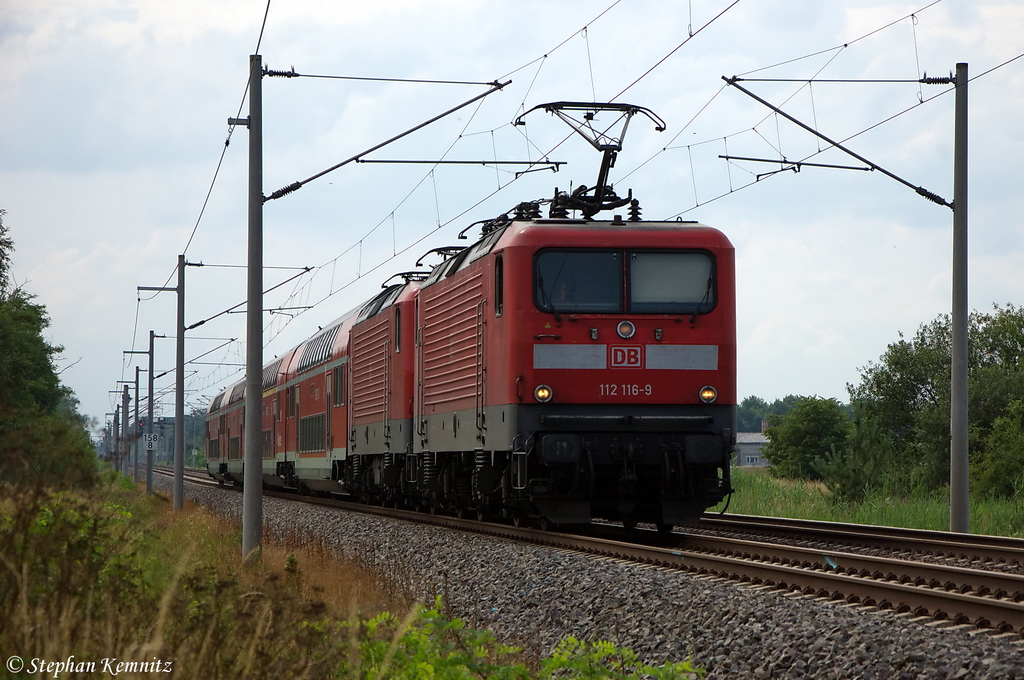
[0,479,705,679]
[0,481,410,679]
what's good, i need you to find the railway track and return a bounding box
[155,467,1024,637]
[154,465,223,488]
[698,513,1024,567]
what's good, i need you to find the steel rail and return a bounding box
[508,528,1024,634]
[700,514,1024,565]
[676,533,1024,603]
[162,473,1024,634]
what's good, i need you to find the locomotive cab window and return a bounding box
[534,249,716,315]
[534,251,621,313]
[629,252,715,314]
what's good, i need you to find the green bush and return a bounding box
[811,404,891,502]
[324,600,704,678]
[972,399,1024,498]
[0,406,100,489]
[541,637,702,679]
[762,396,852,480]
[0,485,150,662]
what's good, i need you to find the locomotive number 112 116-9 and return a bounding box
[599,383,654,397]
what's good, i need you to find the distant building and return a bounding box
[735,431,769,467]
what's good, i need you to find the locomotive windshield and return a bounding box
[535,251,622,313]
[534,249,715,314]
[629,252,714,313]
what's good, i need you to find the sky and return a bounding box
[2,0,1023,434]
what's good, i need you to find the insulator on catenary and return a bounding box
[916,186,950,207]
[265,67,299,78]
[920,72,955,85]
[265,182,303,202]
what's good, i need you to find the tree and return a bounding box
[0,208,11,292]
[737,395,769,431]
[761,396,852,479]
[0,209,98,488]
[737,394,806,432]
[972,400,1024,498]
[848,305,1024,492]
[0,287,65,414]
[811,403,891,501]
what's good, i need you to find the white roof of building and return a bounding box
[737,432,768,444]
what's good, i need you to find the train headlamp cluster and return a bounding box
[534,384,553,403]
[699,386,718,404]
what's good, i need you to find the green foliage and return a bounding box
[849,305,1024,493]
[810,404,891,501]
[761,396,852,479]
[0,403,100,488]
[328,599,704,678]
[737,394,805,432]
[0,209,97,488]
[0,485,152,657]
[339,598,527,679]
[0,288,65,414]
[541,637,702,679]
[972,400,1024,498]
[0,208,11,292]
[715,467,1024,537]
[0,208,65,415]
[737,395,769,431]
[1,481,705,679]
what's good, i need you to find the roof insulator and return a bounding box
[513,202,541,220]
[549,189,570,218]
[628,198,642,221]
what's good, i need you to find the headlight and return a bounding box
[699,386,718,404]
[534,385,553,402]
[616,320,635,339]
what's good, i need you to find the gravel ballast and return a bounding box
[160,477,1024,678]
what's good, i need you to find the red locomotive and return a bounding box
[207,103,736,529]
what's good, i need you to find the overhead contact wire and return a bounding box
[267,0,736,345]
[612,0,744,99]
[497,0,623,82]
[263,0,629,348]
[132,0,274,410]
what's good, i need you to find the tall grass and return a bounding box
[0,477,703,678]
[715,467,1024,536]
[0,478,399,678]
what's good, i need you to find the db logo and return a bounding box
[610,346,643,368]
